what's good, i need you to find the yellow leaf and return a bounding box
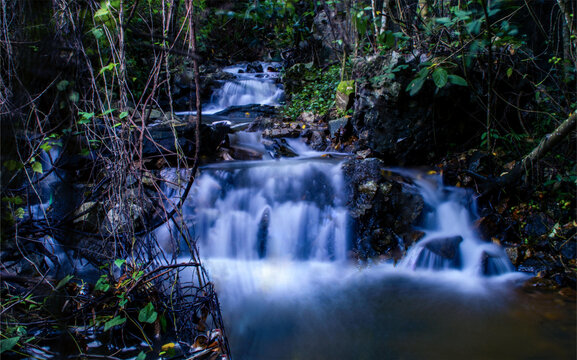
[161,343,175,352]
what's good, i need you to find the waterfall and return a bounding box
[155,63,556,360]
[399,175,514,276]
[160,146,537,359]
[186,158,349,262]
[179,157,513,277]
[202,62,284,115]
[205,79,284,112]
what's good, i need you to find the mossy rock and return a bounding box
[337,80,355,95]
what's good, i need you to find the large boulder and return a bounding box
[349,54,482,165]
[343,158,424,260]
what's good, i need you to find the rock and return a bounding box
[358,181,378,196]
[103,189,154,235]
[417,236,464,269]
[335,80,355,112]
[480,250,511,276]
[403,230,426,248]
[213,104,279,119]
[328,117,349,138]
[263,138,299,158]
[505,246,521,265]
[349,54,482,164]
[296,111,317,123]
[262,127,301,138]
[246,116,276,132]
[518,257,551,274]
[343,158,424,259]
[246,62,264,73]
[474,214,504,242]
[370,228,396,254]
[301,128,329,151]
[559,239,576,262]
[257,207,270,258]
[523,213,554,238]
[139,122,230,166]
[171,68,237,111]
[73,201,105,232]
[312,11,349,63]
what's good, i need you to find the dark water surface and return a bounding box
[205,262,576,360]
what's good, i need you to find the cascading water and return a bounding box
[399,175,514,276]
[157,64,575,359]
[205,79,283,112]
[154,135,540,357]
[160,143,577,359]
[178,62,284,116]
[188,159,349,263]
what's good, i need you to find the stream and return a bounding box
[26,62,576,359]
[157,63,576,359]
[163,149,574,360]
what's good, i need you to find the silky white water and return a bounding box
[176,62,284,116]
[150,137,556,358]
[398,175,515,276]
[157,64,572,358]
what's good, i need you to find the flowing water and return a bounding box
[16,60,577,360]
[157,143,576,360]
[27,63,574,359]
[156,68,576,359]
[176,62,284,117]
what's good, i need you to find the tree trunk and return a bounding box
[496,113,576,187]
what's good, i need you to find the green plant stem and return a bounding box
[480,0,494,152]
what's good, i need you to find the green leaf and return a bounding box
[104,316,126,331]
[138,302,158,324]
[94,275,110,292]
[101,108,116,116]
[91,27,104,40]
[506,67,513,78]
[432,68,448,88]
[3,160,24,171]
[40,142,52,152]
[119,111,129,119]
[68,91,79,103]
[56,274,74,290]
[56,80,69,91]
[31,161,43,174]
[435,17,452,25]
[406,77,425,96]
[94,7,110,19]
[2,196,23,205]
[99,63,117,75]
[417,67,430,78]
[447,74,468,86]
[78,111,94,125]
[114,259,126,269]
[0,336,20,354]
[135,351,147,360]
[466,19,482,35]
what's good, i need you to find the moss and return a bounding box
[337,80,355,95]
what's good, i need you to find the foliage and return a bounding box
[405,62,467,96]
[1,0,229,358]
[0,260,189,358]
[282,63,343,119]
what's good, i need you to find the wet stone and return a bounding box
[416,236,464,270]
